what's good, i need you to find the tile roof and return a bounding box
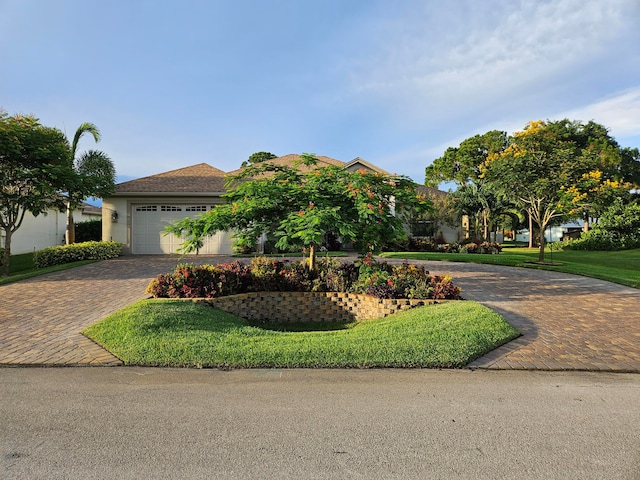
[226,154,345,177]
[114,163,227,194]
[111,156,449,198]
[416,184,448,198]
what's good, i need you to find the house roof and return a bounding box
[343,157,390,175]
[80,202,102,216]
[416,185,448,199]
[110,156,449,198]
[226,154,345,177]
[114,163,227,194]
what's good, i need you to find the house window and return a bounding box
[136,206,157,212]
[185,206,208,212]
[160,206,182,212]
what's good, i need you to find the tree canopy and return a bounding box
[479,119,631,261]
[0,113,72,276]
[64,122,115,244]
[425,130,508,187]
[240,151,278,168]
[168,153,430,268]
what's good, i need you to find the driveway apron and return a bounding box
[1,255,639,371]
[0,255,232,366]
[404,260,640,372]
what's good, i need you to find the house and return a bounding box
[102,155,462,255]
[414,185,465,243]
[1,202,102,255]
[102,163,234,255]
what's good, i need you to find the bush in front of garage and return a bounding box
[34,241,122,268]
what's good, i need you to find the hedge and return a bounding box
[33,241,122,268]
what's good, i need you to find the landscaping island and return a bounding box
[83,256,520,368]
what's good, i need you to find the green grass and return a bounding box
[83,299,520,368]
[0,253,97,286]
[380,248,640,288]
[7,252,36,273]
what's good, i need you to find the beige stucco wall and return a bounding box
[102,197,129,250]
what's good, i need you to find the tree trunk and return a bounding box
[308,244,316,271]
[483,210,488,240]
[65,202,75,245]
[538,226,546,262]
[528,211,534,249]
[1,228,12,277]
[583,212,590,232]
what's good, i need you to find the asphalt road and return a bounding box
[1,368,639,479]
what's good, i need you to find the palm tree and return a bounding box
[453,182,520,242]
[65,123,116,244]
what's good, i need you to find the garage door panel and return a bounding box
[132,205,234,254]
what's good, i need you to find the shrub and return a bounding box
[249,257,290,291]
[438,242,461,253]
[74,219,102,243]
[563,199,640,251]
[430,275,463,300]
[167,264,219,298]
[147,254,463,301]
[408,236,437,252]
[479,242,502,254]
[313,256,358,292]
[214,261,252,296]
[563,231,619,251]
[33,241,122,268]
[146,261,253,299]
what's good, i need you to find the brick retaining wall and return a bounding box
[195,292,434,323]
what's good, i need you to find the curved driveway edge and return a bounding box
[0,256,229,366]
[1,255,639,371]
[395,260,640,372]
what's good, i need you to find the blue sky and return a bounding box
[2,0,639,188]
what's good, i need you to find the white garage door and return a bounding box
[131,204,234,254]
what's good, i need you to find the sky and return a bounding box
[1,0,639,189]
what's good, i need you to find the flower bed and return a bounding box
[146,254,462,301]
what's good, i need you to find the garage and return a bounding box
[131,204,234,254]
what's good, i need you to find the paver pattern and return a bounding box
[396,260,640,372]
[1,255,639,371]
[0,255,231,366]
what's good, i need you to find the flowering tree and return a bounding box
[168,154,430,269]
[480,119,631,261]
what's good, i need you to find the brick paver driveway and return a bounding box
[410,260,640,372]
[1,255,639,371]
[0,255,232,366]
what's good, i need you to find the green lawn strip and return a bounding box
[8,252,36,273]
[83,299,519,368]
[380,248,640,289]
[0,259,98,285]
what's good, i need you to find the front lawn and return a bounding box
[83,299,519,368]
[0,252,96,285]
[381,248,640,288]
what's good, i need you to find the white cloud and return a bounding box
[558,88,640,139]
[346,0,638,122]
